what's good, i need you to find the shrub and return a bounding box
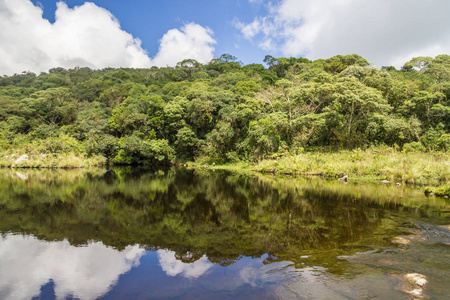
[403,141,425,153]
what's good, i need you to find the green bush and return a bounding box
[403,141,425,153]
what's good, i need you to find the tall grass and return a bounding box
[252,147,450,186]
[0,152,106,168]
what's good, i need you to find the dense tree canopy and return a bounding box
[1,53,449,165]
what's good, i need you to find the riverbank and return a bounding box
[2,147,449,196]
[253,148,450,185]
[191,148,450,196]
[0,152,106,168]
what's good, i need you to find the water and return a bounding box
[0,168,449,299]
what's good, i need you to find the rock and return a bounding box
[377,258,399,266]
[338,175,348,183]
[392,236,411,245]
[405,273,427,287]
[392,273,428,298]
[381,180,390,184]
[14,154,29,164]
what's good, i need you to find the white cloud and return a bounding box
[157,249,213,278]
[0,234,145,300]
[151,23,216,67]
[236,18,262,40]
[236,0,450,67]
[0,0,217,75]
[0,0,151,75]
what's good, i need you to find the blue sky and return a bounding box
[30,0,271,65]
[1,0,450,75]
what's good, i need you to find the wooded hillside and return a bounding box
[1,54,449,165]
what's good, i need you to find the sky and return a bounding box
[1,0,449,75]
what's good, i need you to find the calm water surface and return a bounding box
[0,168,449,299]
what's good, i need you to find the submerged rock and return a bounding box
[392,237,411,245]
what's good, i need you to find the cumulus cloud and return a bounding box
[236,0,450,67]
[0,0,217,75]
[0,0,151,75]
[0,234,145,300]
[151,23,216,67]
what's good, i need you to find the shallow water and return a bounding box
[0,168,449,299]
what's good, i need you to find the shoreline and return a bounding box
[2,148,449,196]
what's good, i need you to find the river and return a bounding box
[0,168,449,299]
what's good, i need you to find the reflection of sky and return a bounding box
[0,235,332,299]
[0,234,145,300]
[157,250,213,278]
[0,234,391,299]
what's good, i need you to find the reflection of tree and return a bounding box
[0,168,447,270]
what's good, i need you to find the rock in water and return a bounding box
[14,154,29,164]
[406,273,427,287]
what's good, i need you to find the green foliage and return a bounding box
[114,134,173,165]
[245,118,280,160]
[0,53,450,166]
[437,134,450,151]
[324,54,370,74]
[425,185,450,197]
[403,141,425,153]
[85,131,118,158]
[175,126,199,160]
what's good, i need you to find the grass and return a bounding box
[425,185,450,197]
[252,148,450,186]
[0,152,106,168]
[193,147,450,188]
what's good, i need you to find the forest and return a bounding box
[0,53,449,168]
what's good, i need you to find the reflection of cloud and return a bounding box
[239,258,326,288]
[157,250,213,278]
[0,234,145,300]
[239,263,291,287]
